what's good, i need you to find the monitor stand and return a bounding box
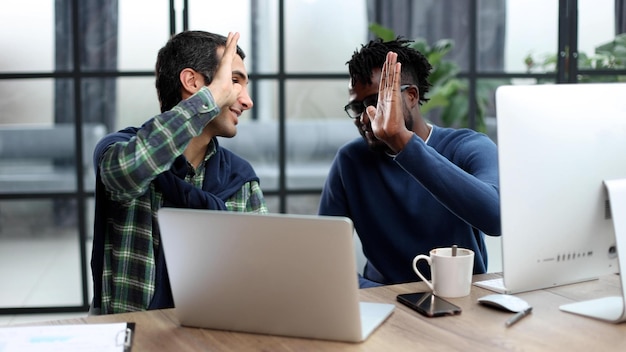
[559,178,626,323]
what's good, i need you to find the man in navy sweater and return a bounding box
[318,38,500,288]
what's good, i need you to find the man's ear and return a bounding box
[406,86,421,108]
[179,68,205,97]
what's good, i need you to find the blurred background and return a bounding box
[1,0,624,320]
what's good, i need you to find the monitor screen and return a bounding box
[495,82,626,295]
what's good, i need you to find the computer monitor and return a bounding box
[495,82,626,322]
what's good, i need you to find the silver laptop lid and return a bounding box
[157,208,371,342]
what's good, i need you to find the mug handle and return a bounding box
[412,254,434,291]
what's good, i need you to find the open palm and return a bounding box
[367,51,410,153]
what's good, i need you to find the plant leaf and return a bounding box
[368,23,396,42]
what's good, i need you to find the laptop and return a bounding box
[157,208,395,342]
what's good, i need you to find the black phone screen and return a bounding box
[396,292,462,317]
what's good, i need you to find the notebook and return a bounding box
[157,208,395,342]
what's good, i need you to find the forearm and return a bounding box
[394,135,501,235]
[98,87,219,201]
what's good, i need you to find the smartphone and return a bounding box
[397,292,462,317]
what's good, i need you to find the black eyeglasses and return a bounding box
[343,85,412,119]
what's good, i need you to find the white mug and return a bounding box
[412,247,474,298]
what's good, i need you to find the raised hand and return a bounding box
[365,51,413,153]
[208,32,242,109]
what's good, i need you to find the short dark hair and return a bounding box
[347,37,432,105]
[155,30,246,112]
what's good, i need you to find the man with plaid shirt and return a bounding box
[90,31,267,314]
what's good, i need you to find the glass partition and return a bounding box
[0,199,85,309]
[0,1,54,73]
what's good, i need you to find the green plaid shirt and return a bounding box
[97,87,267,314]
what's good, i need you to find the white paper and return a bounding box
[0,322,130,352]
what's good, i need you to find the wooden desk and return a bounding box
[44,273,626,351]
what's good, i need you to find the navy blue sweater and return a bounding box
[318,125,500,287]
